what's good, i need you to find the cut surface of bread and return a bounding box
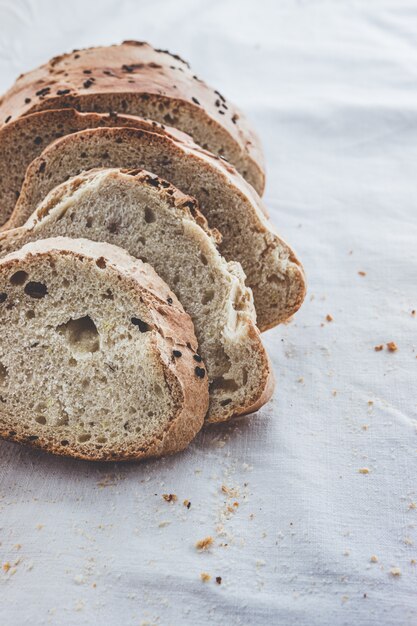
[0,108,192,227]
[0,237,208,461]
[8,127,306,331]
[0,41,265,194]
[0,169,274,423]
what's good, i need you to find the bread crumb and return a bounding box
[14,544,22,550]
[367,400,373,406]
[374,345,384,352]
[215,576,222,585]
[358,271,366,276]
[196,536,213,551]
[2,562,10,573]
[411,310,416,316]
[332,390,337,396]
[326,314,333,322]
[409,502,417,510]
[386,341,398,352]
[359,468,370,474]
[411,559,416,565]
[162,494,177,503]
[36,524,44,530]
[183,499,191,509]
[404,537,413,545]
[158,521,171,528]
[390,567,401,577]
[370,555,378,563]
[221,484,239,497]
[200,572,211,582]
[362,425,369,430]
[297,377,304,383]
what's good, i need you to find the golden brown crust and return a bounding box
[0,41,265,194]
[0,237,209,461]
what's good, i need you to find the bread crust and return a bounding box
[6,127,306,332]
[0,41,265,194]
[0,237,209,461]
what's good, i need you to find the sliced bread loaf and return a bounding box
[6,127,306,332]
[0,41,265,194]
[0,237,208,460]
[0,169,273,423]
[0,108,192,227]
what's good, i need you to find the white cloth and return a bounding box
[0,1,416,624]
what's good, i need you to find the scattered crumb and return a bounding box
[326,314,333,322]
[36,524,44,530]
[221,485,239,497]
[14,544,22,550]
[215,576,222,585]
[162,494,177,503]
[370,555,378,563]
[362,425,369,430]
[409,502,416,510]
[387,342,398,352]
[390,567,401,577]
[343,550,350,557]
[404,537,413,545]
[73,574,84,585]
[183,499,191,509]
[200,572,211,583]
[341,595,349,603]
[196,536,213,551]
[158,521,171,528]
[332,390,337,396]
[2,562,10,573]
[297,377,304,384]
[367,400,373,406]
[359,468,370,474]
[256,559,266,567]
[358,271,366,276]
[411,559,416,565]
[374,345,384,352]
[412,310,416,316]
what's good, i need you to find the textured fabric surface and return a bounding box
[0,1,416,624]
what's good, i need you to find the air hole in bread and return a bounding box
[96,257,106,269]
[220,398,232,407]
[267,274,283,286]
[86,217,93,228]
[201,289,214,305]
[131,317,150,332]
[97,436,107,444]
[78,433,91,443]
[62,278,70,287]
[0,362,8,385]
[57,315,100,354]
[199,253,208,266]
[10,270,28,286]
[24,281,47,299]
[0,292,7,303]
[60,440,69,446]
[102,289,114,300]
[35,415,46,425]
[68,357,77,367]
[25,309,36,320]
[144,207,156,223]
[210,377,239,393]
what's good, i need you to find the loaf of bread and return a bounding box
[0,168,273,423]
[0,108,193,227]
[0,41,265,194]
[6,127,306,332]
[0,237,208,460]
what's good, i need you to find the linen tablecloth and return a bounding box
[0,1,416,624]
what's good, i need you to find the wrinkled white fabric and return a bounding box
[0,1,416,624]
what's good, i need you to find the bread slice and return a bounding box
[6,127,306,332]
[0,169,274,423]
[0,237,208,461]
[0,41,265,194]
[0,108,193,227]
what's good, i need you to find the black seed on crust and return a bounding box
[34,136,42,145]
[25,97,31,104]
[173,350,182,358]
[83,79,94,89]
[193,354,203,363]
[191,97,200,105]
[195,366,206,379]
[167,297,173,305]
[36,87,51,97]
[57,89,71,95]
[5,116,11,124]
[83,69,92,74]
[38,162,46,173]
[131,317,151,332]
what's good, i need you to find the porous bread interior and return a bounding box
[0,170,267,422]
[10,129,303,331]
[0,250,181,458]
